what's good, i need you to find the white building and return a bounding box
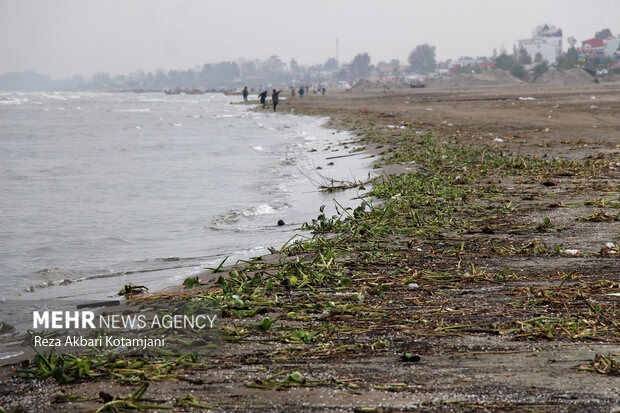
[518,24,563,63]
[603,37,620,57]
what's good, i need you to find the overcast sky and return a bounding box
[1,0,618,79]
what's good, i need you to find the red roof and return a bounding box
[583,38,604,48]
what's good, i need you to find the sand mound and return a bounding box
[533,68,593,85]
[353,78,409,91]
[427,69,522,88]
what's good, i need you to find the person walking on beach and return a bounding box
[242,86,249,102]
[272,89,282,112]
[258,90,267,108]
[290,86,296,99]
[298,86,305,99]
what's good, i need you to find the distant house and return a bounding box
[578,36,619,65]
[518,24,563,63]
[376,64,408,80]
[450,57,494,73]
[582,38,604,48]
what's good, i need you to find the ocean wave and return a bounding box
[0,98,27,106]
[22,258,203,294]
[113,108,150,113]
[43,94,68,100]
[211,203,276,225]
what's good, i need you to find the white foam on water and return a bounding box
[113,108,150,112]
[0,100,23,106]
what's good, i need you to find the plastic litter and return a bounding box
[564,249,580,255]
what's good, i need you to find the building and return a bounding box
[518,24,563,63]
[578,36,620,65]
[450,57,494,73]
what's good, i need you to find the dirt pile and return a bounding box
[533,68,594,85]
[427,69,522,88]
[353,78,409,91]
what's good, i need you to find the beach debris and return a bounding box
[578,354,620,376]
[600,242,619,255]
[277,219,285,226]
[375,382,407,392]
[401,353,421,362]
[493,137,504,142]
[577,211,618,222]
[518,97,536,101]
[564,249,580,256]
[117,284,148,297]
[205,256,229,273]
[182,276,203,289]
[536,217,552,233]
[0,321,15,334]
[245,371,328,390]
[256,317,275,331]
[407,283,419,289]
[96,382,172,412]
[174,394,214,409]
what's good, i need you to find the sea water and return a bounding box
[0,91,373,300]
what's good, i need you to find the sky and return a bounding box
[1,0,618,79]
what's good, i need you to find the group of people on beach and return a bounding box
[254,89,281,112]
[241,84,326,112]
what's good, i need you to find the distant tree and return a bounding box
[408,44,436,74]
[567,36,577,49]
[534,52,543,63]
[261,55,285,76]
[350,53,372,77]
[290,58,300,73]
[212,62,239,84]
[510,64,528,80]
[323,57,339,71]
[533,61,549,77]
[595,28,612,39]
[558,48,579,70]
[240,61,258,78]
[517,48,532,65]
[389,58,400,66]
[495,53,516,70]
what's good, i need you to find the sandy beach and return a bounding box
[1,82,619,411]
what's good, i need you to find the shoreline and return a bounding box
[1,83,619,412]
[0,95,376,302]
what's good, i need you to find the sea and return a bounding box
[0,91,374,301]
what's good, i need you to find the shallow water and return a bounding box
[0,91,373,300]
